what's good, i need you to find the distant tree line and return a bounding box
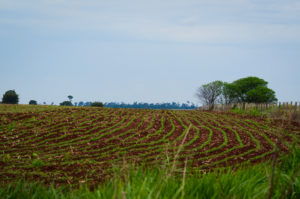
[103,102,196,109]
[59,101,196,109]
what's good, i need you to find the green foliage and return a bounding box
[221,76,277,104]
[60,101,73,106]
[229,108,265,117]
[231,76,276,103]
[233,76,268,95]
[222,82,239,104]
[1,149,299,199]
[31,159,44,168]
[29,100,37,105]
[246,86,277,103]
[2,90,19,104]
[198,77,277,107]
[91,101,104,107]
[67,95,73,102]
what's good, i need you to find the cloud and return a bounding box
[1,0,300,44]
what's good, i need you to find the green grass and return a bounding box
[0,104,66,113]
[1,143,299,199]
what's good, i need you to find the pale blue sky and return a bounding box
[0,0,299,105]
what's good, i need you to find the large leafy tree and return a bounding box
[2,90,19,104]
[231,76,268,103]
[245,86,277,103]
[196,80,223,110]
[223,76,277,104]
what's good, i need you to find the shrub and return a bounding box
[60,101,73,106]
[91,101,104,107]
[2,90,19,104]
[29,100,37,105]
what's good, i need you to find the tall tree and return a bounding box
[231,76,268,103]
[67,95,73,102]
[218,76,277,107]
[220,82,239,104]
[196,81,223,110]
[2,90,19,104]
[245,86,277,103]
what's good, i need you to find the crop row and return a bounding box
[0,107,299,185]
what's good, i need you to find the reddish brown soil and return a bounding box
[0,108,299,187]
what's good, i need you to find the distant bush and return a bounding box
[29,100,37,105]
[60,101,73,106]
[91,102,104,107]
[2,90,19,104]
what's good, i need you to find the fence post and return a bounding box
[295,102,298,115]
[284,102,286,111]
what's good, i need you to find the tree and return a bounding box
[67,95,73,102]
[220,82,239,105]
[196,81,223,110]
[29,100,37,105]
[60,101,73,106]
[229,76,277,104]
[2,90,19,104]
[245,86,277,103]
[91,101,104,107]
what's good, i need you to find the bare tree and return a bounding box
[196,81,223,110]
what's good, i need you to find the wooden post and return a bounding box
[284,102,286,110]
[295,102,298,114]
[282,102,287,111]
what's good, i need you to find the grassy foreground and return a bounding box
[1,143,299,199]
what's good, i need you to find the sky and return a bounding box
[0,0,299,105]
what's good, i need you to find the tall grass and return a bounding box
[1,143,299,199]
[228,107,300,123]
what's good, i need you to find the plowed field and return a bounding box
[1,107,299,186]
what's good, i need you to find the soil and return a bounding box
[0,108,299,187]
